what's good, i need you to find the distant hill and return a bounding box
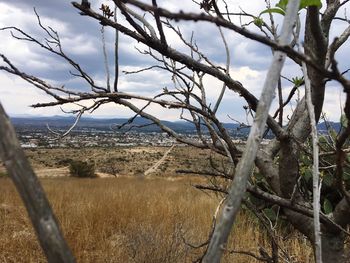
[10,116,341,136]
[317,121,341,133]
[10,116,243,135]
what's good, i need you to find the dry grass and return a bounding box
[0,176,313,263]
[22,146,220,177]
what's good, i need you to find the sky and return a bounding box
[0,0,349,123]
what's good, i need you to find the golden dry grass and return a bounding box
[0,176,313,263]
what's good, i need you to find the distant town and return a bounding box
[12,116,249,148]
[12,116,339,148]
[16,128,205,148]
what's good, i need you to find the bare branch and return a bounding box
[302,53,322,263]
[124,3,157,38]
[212,26,230,114]
[101,26,111,91]
[0,22,104,91]
[120,0,336,79]
[72,1,288,138]
[203,1,301,262]
[46,108,85,139]
[114,4,119,92]
[152,0,167,46]
[326,26,350,68]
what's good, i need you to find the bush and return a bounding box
[69,160,96,178]
[57,158,73,166]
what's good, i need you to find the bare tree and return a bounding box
[1,0,350,262]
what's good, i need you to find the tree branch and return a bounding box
[0,103,76,263]
[203,1,301,261]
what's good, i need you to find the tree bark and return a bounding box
[321,232,345,263]
[0,103,75,263]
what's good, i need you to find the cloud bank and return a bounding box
[0,0,348,123]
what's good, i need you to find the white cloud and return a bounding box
[0,2,68,33]
[0,73,59,115]
[323,86,345,121]
[61,34,99,55]
[0,0,349,124]
[0,3,72,73]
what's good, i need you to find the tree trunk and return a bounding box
[321,232,345,263]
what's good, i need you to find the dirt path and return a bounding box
[144,145,175,176]
[35,167,70,177]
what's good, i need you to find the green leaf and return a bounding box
[300,0,322,9]
[329,129,338,141]
[303,168,312,182]
[323,174,334,187]
[340,114,348,128]
[319,135,328,144]
[276,0,289,10]
[275,0,322,12]
[323,198,333,214]
[261,0,321,16]
[260,8,286,16]
[253,17,264,27]
[343,171,350,181]
[292,76,304,87]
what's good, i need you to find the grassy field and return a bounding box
[0,175,313,262]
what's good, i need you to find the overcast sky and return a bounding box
[0,0,349,123]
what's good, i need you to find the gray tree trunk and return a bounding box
[321,232,345,263]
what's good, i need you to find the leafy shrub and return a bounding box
[69,160,96,178]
